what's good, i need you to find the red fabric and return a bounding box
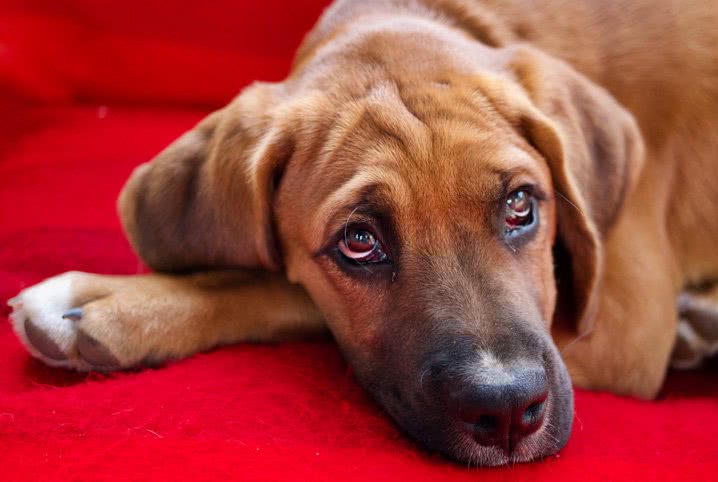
[0,0,328,105]
[1,2,717,481]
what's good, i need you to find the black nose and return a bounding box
[454,368,548,452]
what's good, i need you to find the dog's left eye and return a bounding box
[504,189,534,232]
[338,226,389,264]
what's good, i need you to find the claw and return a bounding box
[7,296,21,308]
[62,307,83,322]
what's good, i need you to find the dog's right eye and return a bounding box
[501,187,540,247]
[337,226,390,264]
[505,189,533,230]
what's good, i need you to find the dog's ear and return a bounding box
[508,47,645,333]
[118,82,296,272]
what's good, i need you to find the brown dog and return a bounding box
[8,0,718,466]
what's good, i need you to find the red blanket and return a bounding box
[1,2,716,480]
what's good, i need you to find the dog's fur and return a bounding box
[8,0,718,466]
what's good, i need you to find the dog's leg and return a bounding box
[8,271,324,371]
[671,286,718,369]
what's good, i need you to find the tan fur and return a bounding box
[9,0,718,464]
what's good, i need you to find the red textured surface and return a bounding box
[0,2,717,481]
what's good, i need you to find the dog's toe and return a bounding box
[76,330,120,370]
[24,318,68,361]
[9,273,79,368]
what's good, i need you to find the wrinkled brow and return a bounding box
[317,182,390,244]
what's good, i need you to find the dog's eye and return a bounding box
[505,189,534,231]
[338,226,389,264]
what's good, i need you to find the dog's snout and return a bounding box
[454,367,549,452]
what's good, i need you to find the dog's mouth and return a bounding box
[356,339,574,467]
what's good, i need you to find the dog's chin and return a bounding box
[448,432,554,467]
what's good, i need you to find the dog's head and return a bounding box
[119,26,643,465]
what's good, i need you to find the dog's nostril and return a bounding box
[462,412,508,447]
[475,415,499,434]
[522,400,546,426]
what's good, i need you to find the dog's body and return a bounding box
[8,0,718,466]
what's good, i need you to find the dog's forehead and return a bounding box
[308,139,544,252]
[293,80,551,251]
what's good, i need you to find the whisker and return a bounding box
[343,206,360,247]
[560,327,593,356]
[542,421,561,444]
[419,367,430,393]
[574,410,585,431]
[555,189,585,218]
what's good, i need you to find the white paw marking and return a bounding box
[8,272,79,368]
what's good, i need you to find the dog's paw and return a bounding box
[671,293,718,369]
[8,272,130,371]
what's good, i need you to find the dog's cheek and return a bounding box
[538,245,559,326]
[287,255,388,361]
[520,223,558,328]
[538,195,560,325]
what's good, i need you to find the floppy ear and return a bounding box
[118,82,295,272]
[509,47,645,333]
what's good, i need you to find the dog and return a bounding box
[7,0,718,466]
